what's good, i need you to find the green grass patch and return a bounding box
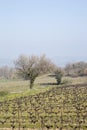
[0,91,9,97]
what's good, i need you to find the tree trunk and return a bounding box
[30,78,35,89]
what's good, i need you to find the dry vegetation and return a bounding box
[0,75,87,129]
[0,84,87,129]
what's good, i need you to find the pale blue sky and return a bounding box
[0,0,87,63]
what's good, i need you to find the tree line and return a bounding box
[0,55,87,88]
[64,62,87,77]
[0,66,15,80]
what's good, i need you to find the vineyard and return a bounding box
[0,84,87,130]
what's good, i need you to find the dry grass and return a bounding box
[0,74,56,93]
[0,75,87,94]
[0,80,29,92]
[62,76,87,85]
[0,74,56,101]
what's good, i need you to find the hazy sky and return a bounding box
[0,0,87,61]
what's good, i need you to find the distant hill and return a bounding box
[52,56,87,67]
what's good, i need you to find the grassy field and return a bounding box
[0,75,87,101]
[0,75,87,129]
[0,74,57,101]
[0,75,87,93]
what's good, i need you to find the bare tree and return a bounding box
[65,62,87,77]
[0,66,15,79]
[14,54,56,89]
